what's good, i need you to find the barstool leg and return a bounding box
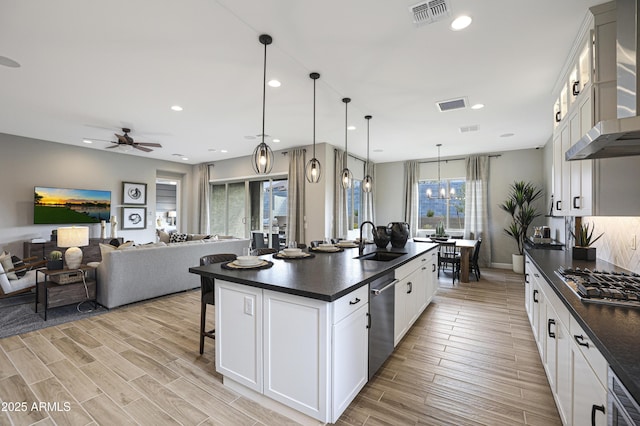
[199,300,206,355]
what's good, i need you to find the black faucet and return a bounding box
[359,221,375,256]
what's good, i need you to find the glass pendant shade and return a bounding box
[341,97,353,190]
[363,115,373,193]
[252,141,274,174]
[305,72,322,183]
[253,34,274,175]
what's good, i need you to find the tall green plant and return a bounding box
[499,181,543,255]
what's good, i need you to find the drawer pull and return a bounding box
[407,282,412,294]
[432,263,436,272]
[548,318,556,338]
[574,334,589,348]
[572,80,580,96]
[533,289,539,303]
[573,196,581,209]
[366,312,371,329]
[349,297,361,305]
[591,404,605,426]
[525,273,529,284]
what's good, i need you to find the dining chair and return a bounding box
[252,232,267,249]
[254,247,278,256]
[469,238,482,281]
[310,240,323,248]
[199,253,237,355]
[438,241,461,284]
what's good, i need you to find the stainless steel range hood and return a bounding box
[566,0,640,160]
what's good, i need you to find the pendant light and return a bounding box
[426,143,456,199]
[341,97,353,189]
[363,115,373,193]
[305,72,322,183]
[252,34,274,174]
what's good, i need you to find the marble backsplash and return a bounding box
[582,216,640,274]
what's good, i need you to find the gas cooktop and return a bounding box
[555,267,640,309]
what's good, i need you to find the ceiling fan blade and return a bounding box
[105,145,120,149]
[135,142,162,147]
[133,145,153,152]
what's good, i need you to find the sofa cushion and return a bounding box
[169,233,188,243]
[157,230,171,244]
[11,255,27,278]
[187,233,209,241]
[0,252,17,280]
[99,241,134,258]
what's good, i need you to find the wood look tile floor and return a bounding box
[0,268,560,426]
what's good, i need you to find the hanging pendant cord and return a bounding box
[344,101,348,154]
[313,78,316,159]
[366,118,370,164]
[261,41,267,145]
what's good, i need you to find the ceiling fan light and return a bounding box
[118,144,133,152]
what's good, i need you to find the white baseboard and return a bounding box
[491,262,512,270]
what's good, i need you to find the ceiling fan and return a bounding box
[105,128,162,152]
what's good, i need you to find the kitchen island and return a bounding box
[189,241,438,424]
[525,249,640,424]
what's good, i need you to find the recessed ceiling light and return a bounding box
[451,15,472,31]
[268,80,281,88]
[273,139,280,143]
[181,157,189,161]
[244,135,256,140]
[373,149,383,153]
[471,103,485,110]
[171,105,183,111]
[500,133,515,138]
[208,148,217,152]
[82,139,93,144]
[221,149,228,153]
[347,126,356,131]
[0,55,20,68]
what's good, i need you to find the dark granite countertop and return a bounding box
[189,241,438,302]
[526,249,640,404]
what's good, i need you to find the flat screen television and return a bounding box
[34,186,111,224]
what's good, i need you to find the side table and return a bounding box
[36,265,97,320]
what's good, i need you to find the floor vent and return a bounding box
[436,97,467,112]
[409,0,451,26]
[459,125,479,133]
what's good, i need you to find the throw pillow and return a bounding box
[187,233,209,241]
[11,255,27,278]
[157,230,171,244]
[99,241,135,259]
[169,233,188,243]
[0,252,17,280]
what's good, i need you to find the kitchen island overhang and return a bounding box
[189,242,438,424]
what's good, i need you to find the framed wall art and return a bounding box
[122,207,147,230]
[122,182,147,205]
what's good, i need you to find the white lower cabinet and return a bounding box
[524,255,609,425]
[217,279,368,424]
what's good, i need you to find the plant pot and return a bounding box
[512,254,524,274]
[47,259,63,270]
[572,246,596,261]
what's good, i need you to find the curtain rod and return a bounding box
[281,148,306,156]
[333,148,367,163]
[418,153,501,164]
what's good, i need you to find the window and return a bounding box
[418,179,465,231]
[346,180,362,231]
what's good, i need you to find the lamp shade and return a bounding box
[57,226,89,248]
[167,211,177,218]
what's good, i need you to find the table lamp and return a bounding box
[57,226,89,269]
[167,210,177,226]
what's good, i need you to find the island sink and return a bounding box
[356,251,406,262]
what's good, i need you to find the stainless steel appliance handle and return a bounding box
[371,279,399,296]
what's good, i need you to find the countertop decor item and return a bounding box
[363,115,373,192]
[305,72,322,183]
[252,34,275,174]
[47,250,63,270]
[388,222,410,248]
[570,221,603,261]
[373,226,391,248]
[340,97,353,189]
[499,180,542,273]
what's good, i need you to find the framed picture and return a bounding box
[122,182,147,205]
[122,207,147,230]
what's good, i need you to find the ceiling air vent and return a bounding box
[459,125,479,133]
[436,97,467,112]
[409,0,451,26]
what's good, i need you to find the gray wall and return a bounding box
[0,133,194,257]
[375,148,545,266]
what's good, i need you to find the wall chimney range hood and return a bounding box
[566,0,640,160]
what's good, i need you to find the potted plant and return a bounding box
[433,221,448,240]
[499,181,542,273]
[570,222,603,261]
[47,250,63,270]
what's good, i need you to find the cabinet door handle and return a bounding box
[555,111,561,122]
[591,404,605,426]
[572,80,580,96]
[349,297,361,305]
[533,289,539,303]
[573,196,581,209]
[525,273,530,284]
[574,334,590,348]
[556,200,562,211]
[548,318,556,339]
[432,263,436,272]
[366,312,371,329]
[407,282,412,294]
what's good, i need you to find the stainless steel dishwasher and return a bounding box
[368,272,397,379]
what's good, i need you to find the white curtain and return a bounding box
[333,149,348,239]
[362,161,375,223]
[197,163,211,234]
[287,149,306,245]
[464,155,491,267]
[403,160,419,237]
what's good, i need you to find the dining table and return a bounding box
[413,237,478,283]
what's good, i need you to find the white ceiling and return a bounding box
[0,0,604,165]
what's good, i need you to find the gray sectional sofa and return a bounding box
[96,238,249,309]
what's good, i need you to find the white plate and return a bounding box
[336,242,358,248]
[283,248,303,255]
[315,246,340,252]
[279,251,307,258]
[235,256,262,266]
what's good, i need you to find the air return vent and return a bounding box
[459,125,479,133]
[436,97,467,112]
[409,0,451,26]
